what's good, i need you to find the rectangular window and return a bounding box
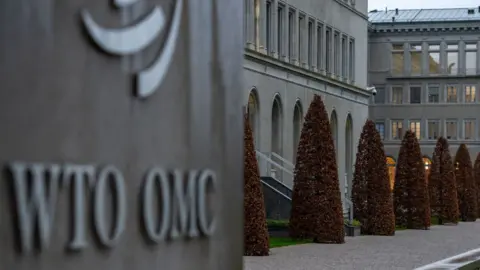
[325,27,331,73]
[342,36,347,78]
[466,43,477,50]
[288,10,294,59]
[464,120,476,140]
[410,86,421,104]
[392,86,403,104]
[307,20,313,67]
[428,86,439,103]
[409,120,421,140]
[374,87,385,104]
[447,52,458,75]
[428,52,441,74]
[266,1,272,53]
[391,44,404,75]
[298,15,304,62]
[446,120,457,140]
[391,120,404,140]
[349,39,355,81]
[316,24,323,70]
[375,122,385,140]
[277,5,284,56]
[427,120,440,140]
[446,85,458,103]
[465,85,476,103]
[466,51,477,75]
[410,44,422,75]
[447,44,458,50]
[334,32,340,75]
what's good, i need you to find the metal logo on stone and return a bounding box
[81,0,182,98]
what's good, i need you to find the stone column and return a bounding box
[320,25,326,74]
[421,41,428,75]
[246,0,255,49]
[283,5,289,62]
[301,17,308,68]
[271,0,278,58]
[344,36,350,81]
[0,0,244,269]
[459,40,465,75]
[403,42,410,75]
[312,21,318,72]
[291,9,299,65]
[477,41,480,75]
[259,0,267,54]
[440,41,447,74]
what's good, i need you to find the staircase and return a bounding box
[256,151,353,222]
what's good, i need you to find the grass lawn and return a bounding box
[269,237,312,248]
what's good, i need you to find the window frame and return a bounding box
[409,43,422,75]
[409,85,422,104]
[446,85,458,103]
[445,119,458,140]
[427,85,440,103]
[409,119,422,140]
[391,86,403,104]
[391,120,404,140]
[446,43,459,75]
[375,121,386,140]
[427,119,440,140]
[464,85,476,103]
[464,119,476,140]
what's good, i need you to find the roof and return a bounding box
[369,7,480,23]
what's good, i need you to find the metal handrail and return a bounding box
[255,151,294,178]
[415,248,480,270]
[260,180,292,201]
[344,197,354,223]
[270,152,294,169]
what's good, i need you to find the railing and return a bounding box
[256,151,294,187]
[344,197,354,223]
[270,152,294,170]
[260,180,291,201]
[415,248,480,270]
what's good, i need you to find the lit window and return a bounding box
[376,122,385,140]
[446,86,458,103]
[391,44,404,75]
[446,120,457,140]
[465,85,476,103]
[409,120,421,140]
[391,120,403,140]
[464,120,476,140]
[427,120,440,140]
[392,86,403,104]
[428,86,439,103]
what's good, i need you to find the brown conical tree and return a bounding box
[243,113,269,256]
[289,94,344,243]
[454,144,477,222]
[475,153,480,217]
[352,120,395,235]
[393,130,431,229]
[428,137,459,224]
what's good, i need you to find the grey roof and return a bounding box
[369,7,480,23]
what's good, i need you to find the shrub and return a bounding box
[428,137,459,224]
[454,144,477,222]
[393,130,430,229]
[243,113,269,256]
[289,95,344,244]
[352,120,395,235]
[475,153,480,217]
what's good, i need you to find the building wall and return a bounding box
[243,0,370,200]
[369,23,480,164]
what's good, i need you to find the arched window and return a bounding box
[293,101,303,163]
[248,89,260,144]
[271,94,283,157]
[330,110,338,156]
[345,114,353,197]
[386,156,396,190]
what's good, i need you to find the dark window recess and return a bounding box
[374,88,385,104]
[410,87,421,104]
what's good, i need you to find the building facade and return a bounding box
[243,0,371,202]
[368,8,480,187]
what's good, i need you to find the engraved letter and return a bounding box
[8,162,62,254]
[170,169,198,239]
[142,168,171,243]
[197,169,217,236]
[93,165,127,248]
[62,164,95,250]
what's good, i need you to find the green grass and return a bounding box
[269,237,312,248]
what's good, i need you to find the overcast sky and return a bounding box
[369,0,480,10]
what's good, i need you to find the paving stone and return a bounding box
[244,221,480,270]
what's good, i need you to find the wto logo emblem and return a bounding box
[81,0,183,99]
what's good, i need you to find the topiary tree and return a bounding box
[289,94,344,244]
[393,130,430,229]
[428,137,459,224]
[454,144,477,222]
[352,120,395,235]
[475,153,480,217]
[243,113,269,256]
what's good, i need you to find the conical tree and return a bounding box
[428,137,459,224]
[393,130,430,229]
[352,120,395,235]
[243,113,269,256]
[475,153,480,217]
[289,94,344,243]
[454,144,477,222]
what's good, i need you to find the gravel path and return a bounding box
[244,221,480,270]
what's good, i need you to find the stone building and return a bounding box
[242,0,371,213]
[368,7,480,188]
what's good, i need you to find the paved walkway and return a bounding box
[244,221,480,270]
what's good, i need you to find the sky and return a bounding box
[368,0,480,10]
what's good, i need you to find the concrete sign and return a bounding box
[0,0,244,269]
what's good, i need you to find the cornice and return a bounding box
[243,49,371,98]
[369,24,480,35]
[333,0,369,21]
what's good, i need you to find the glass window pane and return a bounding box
[392,120,403,140]
[410,44,422,75]
[447,86,458,103]
[466,44,477,50]
[409,120,421,139]
[447,44,458,50]
[410,86,421,104]
[465,85,476,103]
[374,87,385,104]
[428,52,440,74]
[427,120,440,140]
[464,120,475,140]
[428,86,439,103]
[376,122,385,140]
[446,121,457,140]
[447,52,458,75]
[429,44,440,50]
[392,86,403,104]
[466,52,477,75]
